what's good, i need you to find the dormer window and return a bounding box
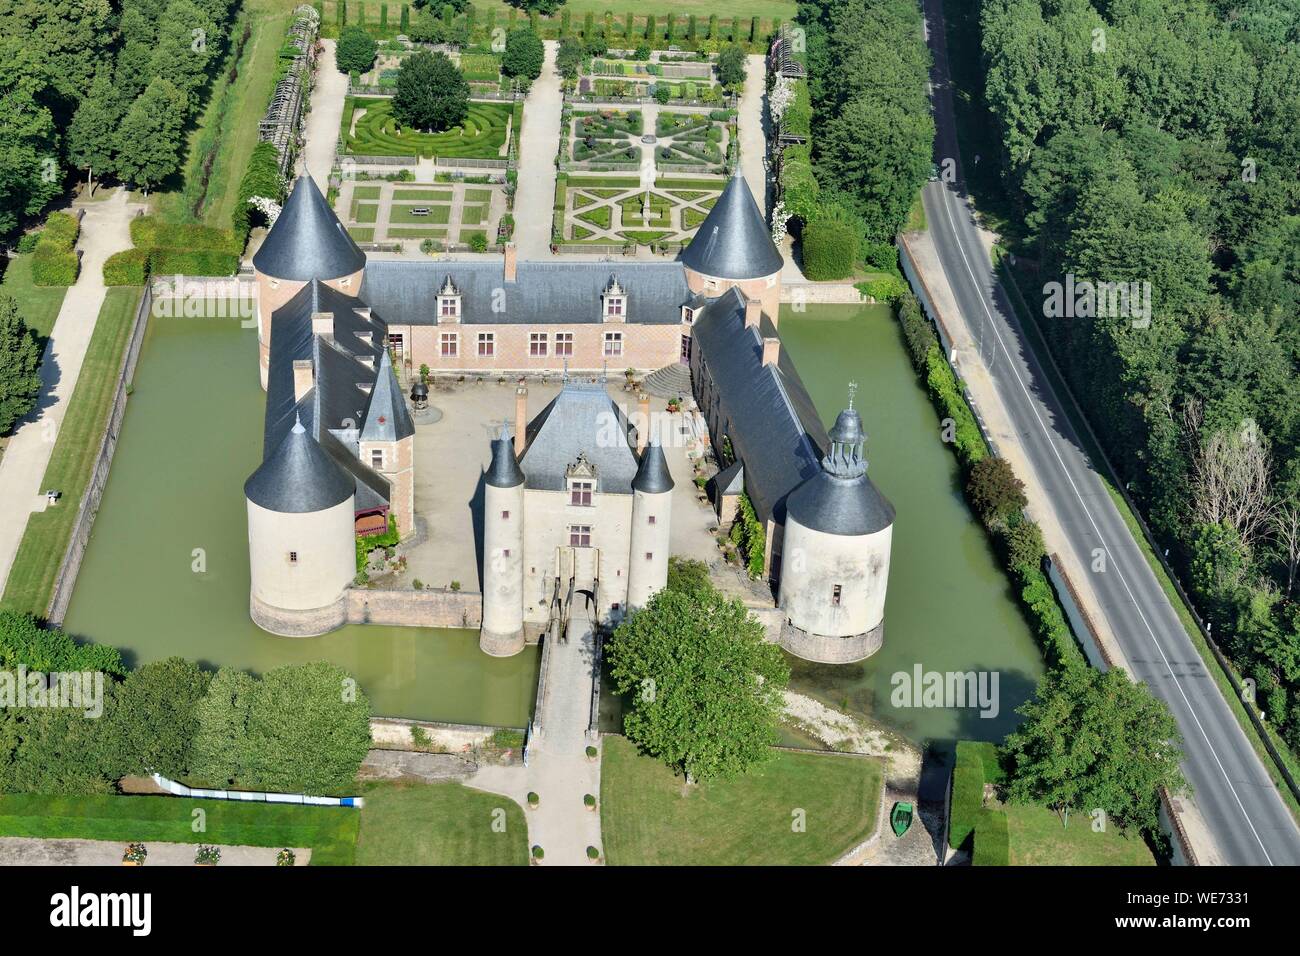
[437,275,461,321]
[565,453,598,506]
[602,275,627,321]
[682,306,695,324]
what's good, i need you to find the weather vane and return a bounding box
[847,381,858,410]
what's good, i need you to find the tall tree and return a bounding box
[392,50,468,132]
[0,296,42,436]
[67,68,124,193]
[114,79,186,193]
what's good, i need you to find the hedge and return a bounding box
[801,216,858,280]
[971,803,1010,866]
[102,248,150,286]
[30,213,81,286]
[130,217,239,254]
[148,249,240,276]
[949,741,1009,865]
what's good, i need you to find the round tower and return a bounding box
[480,429,526,656]
[245,417,356,637]
[627,439,675,612]
[680,173,785,318]
[252,175,367,390]
[778,398,895,663]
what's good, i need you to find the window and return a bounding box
[603,331,623,357]
[340,276,352,288]
[682,306,694,324]
[569,525,592,548]
[501,510,510,520]
[288,551,298,564]
[530,333,548,356]
[554,332,574,356]
[440,332,458,357]
[502,548,511,557]
[645,552,653,561]
[388,333,404,353]
[570,480,594,507]
[439,296,460,318]
[648,515,656,525]
[832,584,842,606]
[371,449,384,470]
[605,296,625,317]
[477,332,494,356]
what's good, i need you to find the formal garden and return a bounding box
[342,97,514,160]
[555,174,726,251]
[339,179,504,249]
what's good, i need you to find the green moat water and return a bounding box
[63,302,1043,742]
[63,315,539,726]
[779,303,1044,743]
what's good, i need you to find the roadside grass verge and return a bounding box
[1,289,142,617]
[0,792,360,865]
[600,735,882,865]
[353,780,527,865]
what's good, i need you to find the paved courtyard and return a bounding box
[400,378,720,593]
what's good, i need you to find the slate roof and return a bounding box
[712,460,745,496]
[631,441,674,494]
[786,406,894,535]
[691,288,891,533]
[360,349,415,443]
[362,259,690,326]
[679,174,784,280]
[253,175,367,281]
[518,382,639,494]
[245,417,355,513]
[485,429,525,488]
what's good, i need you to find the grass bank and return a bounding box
[600,735,882,865]
[0,254,69,343]
[0,792,360,865]
[353,779,527,865]
[1,288,142,617]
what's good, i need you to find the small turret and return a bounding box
[480,429,526,656]
[627,439,674,611]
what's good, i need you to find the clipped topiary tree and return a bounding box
[337,25,378,75]
[801,214,858,281]
[393,50,469,132]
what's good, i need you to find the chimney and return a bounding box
[292,359,314,402]
[503,243,518,283]
[311,312,333,338]
[637,392,650,454]
[514,386,528,456]
[762,337,780,368]
[744,297,762,329]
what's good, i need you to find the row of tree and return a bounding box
[0,610,372,796]
[977,0,1300,753]
[0,0,240,237]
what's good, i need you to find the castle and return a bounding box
[244,174,894,663]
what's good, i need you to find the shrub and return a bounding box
[801,215,858,280]
[276,848,296,866]
[148,249,240,277]
[502,29,544,84]
[16,232,41,254]
[531,845,544,859]
[966,456,1027,526]
[30,216,81,286]
[194,845,221,865]
[527,792,539,806]
[585,745,597,758]
[337,25,378,75]
[468,231,488,252]
[586,845,600,859]
[583,793,596,807]
[1003,518,1046,571]
[103,248,150,285]
[971,806,1010,866]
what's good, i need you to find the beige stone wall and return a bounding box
[778,515,892,639]
[358,434,415,536]
[386,321,683,375]
[482,480,525,649]
[626,488,672,611]
[247,496,355,613]
[521,488,633,625]
[370,718,520,750]
[345,587,482,628]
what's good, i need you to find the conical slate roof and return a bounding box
[785,404,894,536]
[485,428,524,488]
[680,174,784,280]
[245,417,355,513]
[253,176,367,282]
[631,441,674,494]
[359,349,415,443]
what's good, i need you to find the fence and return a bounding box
[46,286,153,624]
[341,153,418,166]
[435,156,508,170]
[556,243,630,256]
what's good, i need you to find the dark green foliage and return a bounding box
[716,43,746,89]
[336,25,378,75]
[0,296,41,434]
[234,141,286,235]
[800,212,858,280]
[556,37,584,79]
[29,213,80,286]
[102,249,150,286]
[106,658,211,779]
[967,456,1027,526]
[501,28,544,84]
[393,50,469,132]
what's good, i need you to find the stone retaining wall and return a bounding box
[346,587,482,628]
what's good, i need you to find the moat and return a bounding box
[63,301,1043,740]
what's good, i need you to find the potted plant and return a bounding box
[276,848,296,867]
[666,396,682,413]
[586,845,601,862]
[527,791,540,809]
[194,845,221,867]
[122,843,147,866]
[530,845,544,864]
[585,744,598,761]
[583,793,597,811]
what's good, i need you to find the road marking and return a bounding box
[934,182,1276,865]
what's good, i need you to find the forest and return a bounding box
[976,0,1300,752]
[0,0,241,237]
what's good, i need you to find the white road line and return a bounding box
[936,183,1275,864]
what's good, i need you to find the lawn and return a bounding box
[387,227,447,238]
[2,288,142,618]
[462,204,488,226]
[0,793,360,866]
[391,188,454,201]
[346,98,512,159]
[352,201,379,223]
[1005,804,1156,866]
[576,205,612,229]
[464,188,494,203]
[391,204,451,224]
[353,780,527,865]
[0,254,69,342]
[600,735,883,865]
[348,227,376,241]
[154,0,293,229]
[353,185,382,200]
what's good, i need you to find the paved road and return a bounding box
[921,0,1300,866]
[301,39,347,188]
